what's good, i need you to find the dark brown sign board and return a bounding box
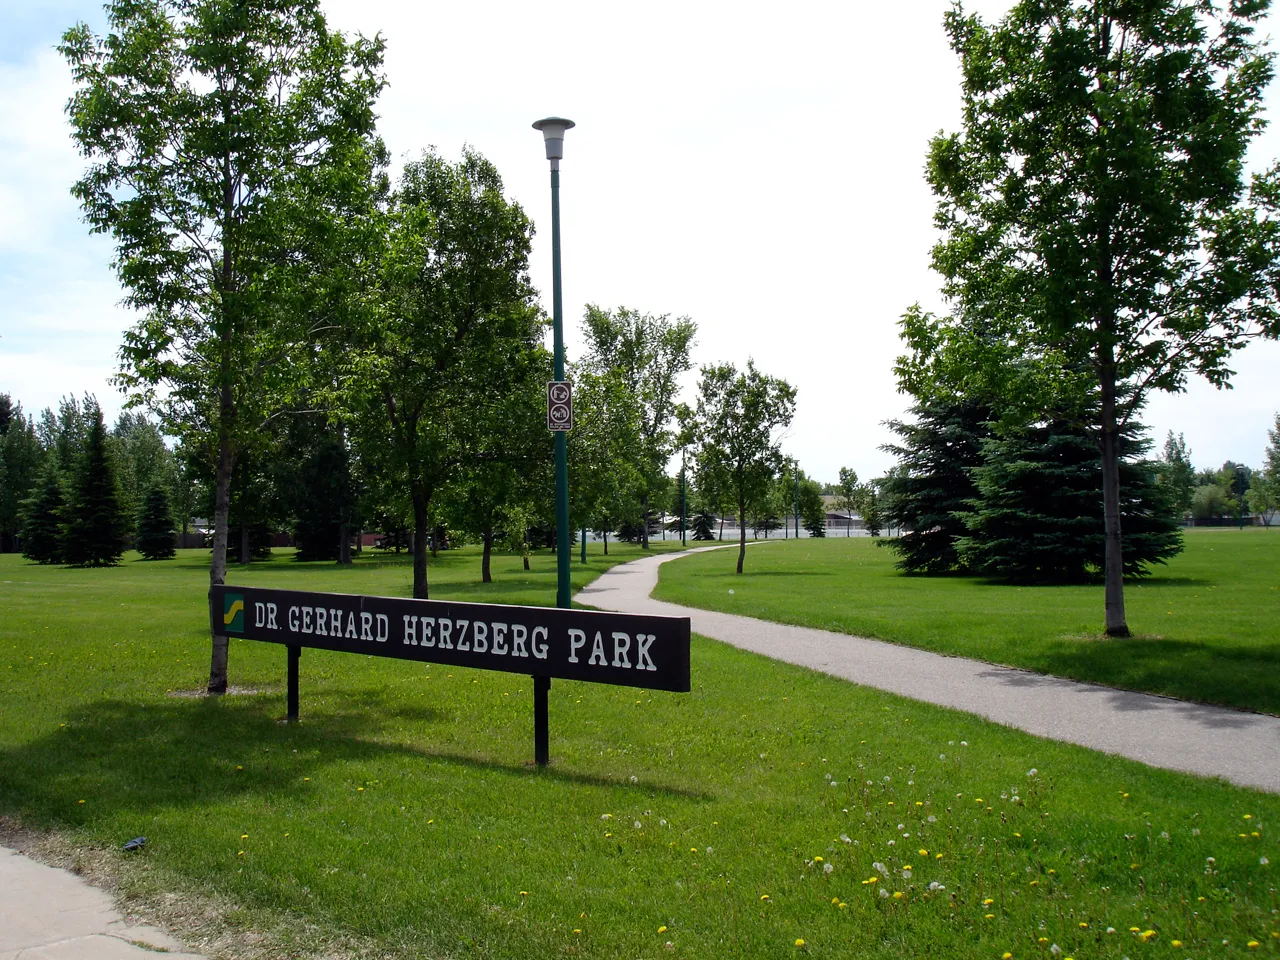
[547,380,573,431]
[211,584,690,691]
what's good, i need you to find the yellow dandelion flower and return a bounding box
[1244,814,1253,819]
[919,849,929,856]
[1131,863,1139,869]
[983,898,995,905]
[520,891,529,896]
[862,877,878,885]
[1247,942,1260,949]
[1139,930,1156,942]
[236,765,243,771]
[795,939,806,948]
[1048,869,1056,875]
[427,819,434,824]
[936,853,943,859]
[237,850,244,856]
[1038,937,1049,944]
[838,902,847,909]
[814,856,823,862]
[573,929,582,934]
[240,834,248,839]
[1079,922,1089,929]
[915,801,924,807]
[984,913,996,920]
[832,897,840,905]
[1003,954,1013,959]
[357,787,364,792]
[303,777,310,781]
[893,891,904,900]
[1171,940,1183,948]
[604,832,612,838]
[77,800,85,805]
[976,798,984,803]
[1013,833,1021,838]
[1130,927,1141,933]
[658,926,667,933]
[760,894,770,900]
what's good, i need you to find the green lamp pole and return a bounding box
[533,116,575,766]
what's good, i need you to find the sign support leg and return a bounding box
[534,674,550,766]
[287,645,300,722]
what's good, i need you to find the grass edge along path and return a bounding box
[1,546,1278,959]
[652,529,1280,717]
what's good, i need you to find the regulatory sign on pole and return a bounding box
[547,380,573,431]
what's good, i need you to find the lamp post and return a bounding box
[533,116,574,766]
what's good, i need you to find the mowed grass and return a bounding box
[0,545,1278,958]
[654,528,1280,716]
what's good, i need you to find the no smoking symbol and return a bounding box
[547,381,573,431]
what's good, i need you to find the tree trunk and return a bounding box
[207,410,234,695]
[338,524,351,565]
[239,524,250,565]
[411,491,430,599]
[736,500,747,574]
[640,493,650,550]
[482,529,493,583]
[603,529,608,555]
[718,517,724,540]
[1099,359,1130,637]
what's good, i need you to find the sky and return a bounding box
[3,0,1279,483]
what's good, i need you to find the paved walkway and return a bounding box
[579,545,1280,794]
[0,844,204,959]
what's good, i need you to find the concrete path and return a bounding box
[579,545,1280,794]
[0,845,203,960]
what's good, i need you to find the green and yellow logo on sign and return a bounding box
[223,593,245,633]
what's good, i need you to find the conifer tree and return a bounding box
[691,508,716,541]
[21,462,66,564]
[957,419,1182,582]
[137,484,177,560]
[61,408,130,567]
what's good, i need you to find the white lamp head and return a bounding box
[532,117,575,161]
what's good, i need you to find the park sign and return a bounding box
[211,584,688,690]
[210,585,689,763]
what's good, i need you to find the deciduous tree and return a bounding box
[580,306,696,549]
[693,361,796,573]
[62,0,387,689]
[927,0,1280,635]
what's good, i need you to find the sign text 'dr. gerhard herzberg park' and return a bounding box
[211,584,690,692]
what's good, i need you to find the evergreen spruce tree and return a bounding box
[691,508,716,541]
[61,408,130,566]
[802,509,826,537]
[21,462,66,564]
[957,418,1182,582]
[879,398,991,572]
[137,484,177,560]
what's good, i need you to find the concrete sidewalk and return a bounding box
[579,545,1280,794]
[0,845,203,960]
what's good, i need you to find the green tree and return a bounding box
[957,418,1182,582]
[1,404,44,553]
[927,0,1280,636]
[112,412,174,541]
[61,407,130,567]
[880,397,991,573]
[1250,413,1280,526]
[61,0,386,688]
[857,481,885,538]
[569,368,644,556]
[1156,432,1196,521]
[137,484,177,560]
[798,477,826,538]
[694,361,796,573]
[20,462,66,565]
[835,466,859,537]
[580,306,697,550]
[352,149,541,597]
[1192,483,1231,521]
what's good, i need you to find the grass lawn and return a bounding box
[1,544,1278,958]
[654,528,1280,717]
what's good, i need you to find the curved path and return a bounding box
[579,545,1280,794]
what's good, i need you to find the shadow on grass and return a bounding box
[980,637,1280,718]
[0,691,710,831]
